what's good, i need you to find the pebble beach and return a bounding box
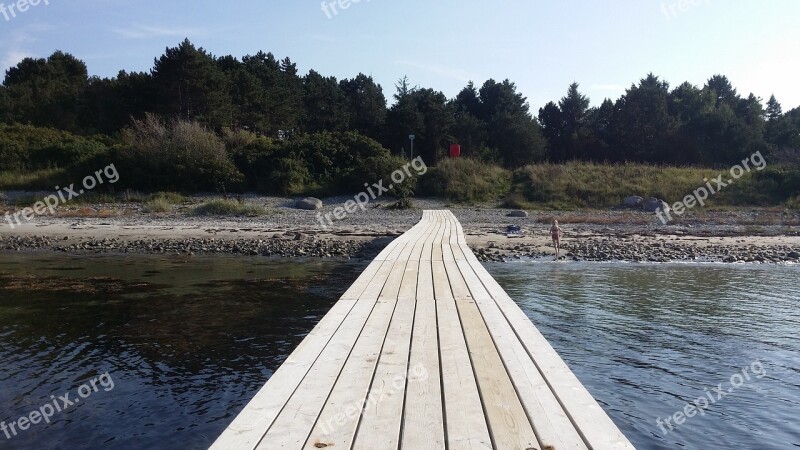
[2,195,799,264]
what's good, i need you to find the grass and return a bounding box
[0,168,65,190]
[143,192,188,213]
[506,162,800,210]
[144,198,173,213]
[192,200,267,216]
[147,192,187,204]
[419,158,511,203]
[787,195,800,210]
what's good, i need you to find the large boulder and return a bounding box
[295,197,323,210]
[624,196,644,208]
[507,210,529,218]
[644,197,669,213]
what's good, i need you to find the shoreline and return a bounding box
[2,196,799,263]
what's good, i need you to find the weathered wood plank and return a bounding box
[446,214,588,450]
[455,233,635,450]
[301,214,440,449]
[400,213,446,450]
[215,210,635,450]
[443,255,540,449]
[433,216,493,449]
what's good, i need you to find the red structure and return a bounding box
[449,144,462,158]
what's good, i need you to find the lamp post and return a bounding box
[408,134,415,159]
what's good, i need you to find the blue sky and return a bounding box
[1,0,798,111]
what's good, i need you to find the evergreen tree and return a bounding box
[766,95,782,121]
[339,74,387,139]
[151,39,233,128]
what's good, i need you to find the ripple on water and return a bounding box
[486,261,800,450]
[0,253,366,450]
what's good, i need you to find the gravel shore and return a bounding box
[2,195,799,264]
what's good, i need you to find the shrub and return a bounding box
[147,192,187,204]
[0,123,108,172]
[144,198,173,213]
[267,157,312,196]
[118,114,243,192]
[345,155,420,199]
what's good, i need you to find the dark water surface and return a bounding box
[1,254,798,450]
[486,261,800,450]
[0,253,366,450]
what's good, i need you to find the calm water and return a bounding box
[487,261,800,450]
[1,255,798,450]
[0,253,366,450]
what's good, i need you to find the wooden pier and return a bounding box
[212,211,635,450]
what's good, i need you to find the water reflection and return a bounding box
[0,253,365,450]
[487,261,800,450]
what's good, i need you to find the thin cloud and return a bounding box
[0,22,53,74]
[111,24,205,40]
[1,49,35,73]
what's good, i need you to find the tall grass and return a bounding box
[509,162,797,209]
[419,158,511,203]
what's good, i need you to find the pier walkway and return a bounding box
[212,210,634,449]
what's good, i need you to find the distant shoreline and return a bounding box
[2,196,798,264]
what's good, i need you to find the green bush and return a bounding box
[0,123,108,172]
[117,114,243,192]
[242,131,392,196]
[142,192,187,212]
[144,198,173,213]
[345,155,420,199]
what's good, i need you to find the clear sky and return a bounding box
[1,0,798,111]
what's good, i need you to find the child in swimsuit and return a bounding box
[550,220,563,257]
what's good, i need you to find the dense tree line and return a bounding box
[1,39,798,172]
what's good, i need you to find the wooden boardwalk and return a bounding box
[212,211,635,450]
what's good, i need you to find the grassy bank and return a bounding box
[504,162,800,210]
[419,159,800,209]
[2,159,798,211]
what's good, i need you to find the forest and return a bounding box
[1,39,798,205]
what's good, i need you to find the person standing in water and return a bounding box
[550,219,563,258]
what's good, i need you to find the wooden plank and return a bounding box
[456,239,635,449]
[301,215,439,449]
[433,215,493,449]
[400,211,445,450]
[217,210,634,450]
[445,214,588,450]
[255,230,420,449]
[443,252,540,449]
[355,211,447,449]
